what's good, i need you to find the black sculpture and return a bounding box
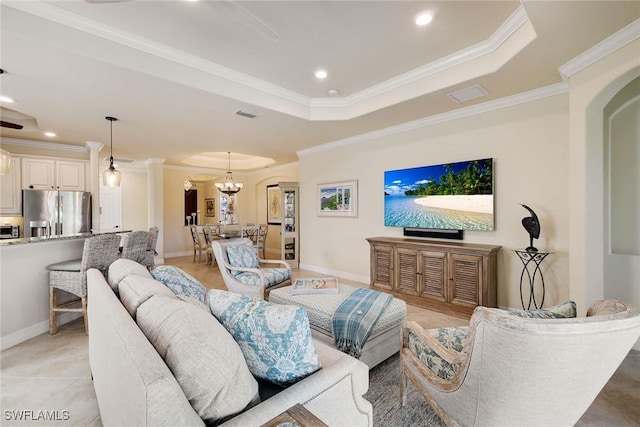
[520,204,540,252]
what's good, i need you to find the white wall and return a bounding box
[300,94,570,310]
[121,168,149,232]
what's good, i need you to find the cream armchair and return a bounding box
[211,238,291,299]
[400,300,640,427]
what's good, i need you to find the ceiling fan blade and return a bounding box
[0,121,23,130]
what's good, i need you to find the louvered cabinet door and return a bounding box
[449,253,482,309]
[419,251,447,302]
[395,248,420,296]
[371,244,394,291]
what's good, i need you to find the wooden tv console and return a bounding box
[366,237,501,318]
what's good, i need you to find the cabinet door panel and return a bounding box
[396,248,419,296]
[449,254,482,308]
[22,158,54,189]
[420,251,446,302]
[56,161,85,191]
[371,244,393,291]
[0,158,22,215]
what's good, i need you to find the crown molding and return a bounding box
[298,82,568,157]
[312,5,530,109]
[559,18,640,80]
[0,137,88,153]
[5,1,532,122]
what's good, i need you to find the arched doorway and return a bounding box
[603,77,640,304]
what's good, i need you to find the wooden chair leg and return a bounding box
[82,297,88,335]
[400,364,407,407]
[49,287,57,335]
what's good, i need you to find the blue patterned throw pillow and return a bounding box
[207,289,321,386]
[151,265,206,302]
[507,301,577,319]
[227,245,259,269]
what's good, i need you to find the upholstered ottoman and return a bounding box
[269,283,407,369]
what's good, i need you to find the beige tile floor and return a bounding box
[1,256,638,426]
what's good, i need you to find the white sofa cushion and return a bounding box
[208,289,321,386]
[108,258,153,292]
[137,295,259,425]
[118,275,176,319]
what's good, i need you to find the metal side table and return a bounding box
[513,249,554,309]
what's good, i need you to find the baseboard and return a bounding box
[164,251,193,258]
[1,312,82,351]
[298,263,369,285]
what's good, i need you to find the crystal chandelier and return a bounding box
[102,116,121,187]
[184,177,193,191]
[215,152,243,195]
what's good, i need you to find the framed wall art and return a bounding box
[317,180,358,217]
[267,184,282,224]
[205,198,215,217]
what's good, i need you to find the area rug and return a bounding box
[364,354,446,427]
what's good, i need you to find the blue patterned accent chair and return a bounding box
[400,300,640,426]
[211,238,291,300]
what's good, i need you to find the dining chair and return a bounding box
[257,224,268,258]
[189,225,205,263]
[200,226,216,266]
[47,234,121,334]
[241,225,259,253]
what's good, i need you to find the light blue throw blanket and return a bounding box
[332,288,393,359]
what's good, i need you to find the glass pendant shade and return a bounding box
[103,116,121,187]
[103,163,122,187]
[215,152,243,195]
[184,178,193,191]
[0,148,11,175]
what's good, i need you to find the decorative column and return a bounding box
[145,158,165,263]
[85,141,103,233]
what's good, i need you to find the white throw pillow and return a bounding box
[137,295,259,424]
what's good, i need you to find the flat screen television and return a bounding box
[384,158,494,231]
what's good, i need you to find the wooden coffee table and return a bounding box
[261,403,328,427]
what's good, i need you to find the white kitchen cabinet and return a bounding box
[22,157,86,191]
[0,156,22,215]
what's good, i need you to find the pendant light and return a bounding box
[215,152,243,195]
[102,116,121,187]
[184,177,193,191]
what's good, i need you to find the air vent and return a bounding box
[235,109,262,119]
[448,85,488,103]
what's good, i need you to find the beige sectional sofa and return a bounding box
[87,264,373,426]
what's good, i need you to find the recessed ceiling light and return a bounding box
[415,12,433,26]
[315,69,328,79]
[44,132,56,137]
[0,95,15,103]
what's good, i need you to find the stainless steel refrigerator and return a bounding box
[22,190,92,238]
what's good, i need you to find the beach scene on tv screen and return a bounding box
[384,158,494,231]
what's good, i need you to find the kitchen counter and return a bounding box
[0,230,132,246]
[1,229,131,350]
